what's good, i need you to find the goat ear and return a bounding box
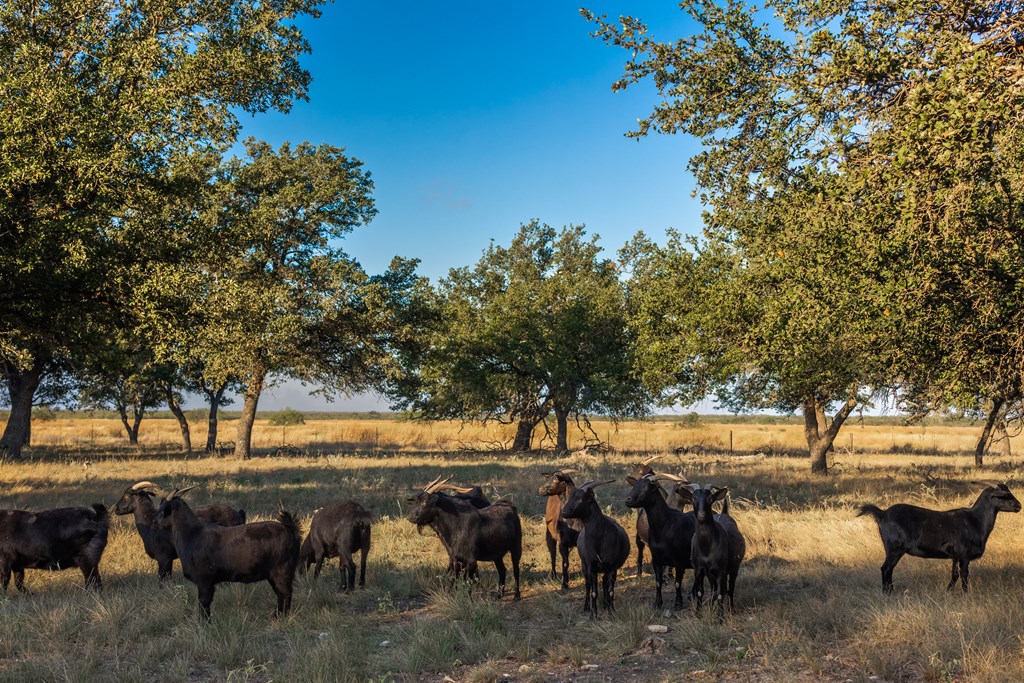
[626,476,637,486]
[711,487,729,502]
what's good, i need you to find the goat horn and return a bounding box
[972,480,1003,489]
[419,474,444,492]
[424,475,455,494]
[436,484,476,495]
[653,472,690,484]
[131,481,158,491]
[578,479,616,491]
[165,484,199,500]
[556,468,578,476]
[640,454,667,466]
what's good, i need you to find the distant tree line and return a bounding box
[4,0,1024,472]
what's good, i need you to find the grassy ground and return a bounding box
[1,419,1023,682]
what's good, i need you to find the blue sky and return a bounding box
[229,1,707,412]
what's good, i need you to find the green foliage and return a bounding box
[392,221,649,449]
[0,0,326,455]
[268,408,306,426]
[586,0,1024,467]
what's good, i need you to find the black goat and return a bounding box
[539,468,582,589]
[678,485,745,617]
[453,485,490,509]
[628,455,688,578]
[625,472,696,609]
[0,503,109,591]
[407,476,522,600]
[560,480,630,614]
[156,487,301,619]
[300,500,372,591]
[859,481,1021,593]
[113,481,246,579]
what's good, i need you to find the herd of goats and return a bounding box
[0,455,1020,620]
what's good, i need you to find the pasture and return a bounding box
[2,417,1023,682]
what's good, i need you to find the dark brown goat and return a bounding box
[538,468,581,590]
[628,455,689,578]
[0,504,109,591]
[625,472,697,609]
[407,475,522,600]
[859,481,1020,593]
[677,485,745,617]
[156,487,301,620]
[113,481,245,579]
[560,480,630,615]
[300,500,372,591]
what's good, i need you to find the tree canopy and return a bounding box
[585,0,1024,469]
[0,0,326,457]
[393,221,649,451]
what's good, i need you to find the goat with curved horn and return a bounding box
[539,468,582,589]
[561,476,630,614]
[113,481,244,580]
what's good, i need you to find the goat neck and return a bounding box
[691,490,721,551]
[969,488,1014,538]
[128,493,157,528]
[422,494,481,546]
[625,476,674,525]
[160,499,205,549]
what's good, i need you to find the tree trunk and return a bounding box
[165,386,191,454]
[204,384,227,453]
[804,394,859,474]
[118,404,143,446]
[1,356,46,459]
[234,369,265,459]
[554,406,569,452]
[974,397,1004,467]
[511,418,539,452]
[995,420,1012,456]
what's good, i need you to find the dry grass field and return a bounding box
[2,417,1023,682]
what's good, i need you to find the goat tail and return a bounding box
[277,505,302,541]
[857,503,884,521]
[91,503,109,523]
[239,509,247,524]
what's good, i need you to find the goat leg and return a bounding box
[673,566,687,609]
[198,586,215,621]
[158,559,173,580]
[880,548,903,594]
[546,531,557,579]
[358,547,368,587]
[652,563,665,608]
[559,539,571,590]
[635,535,645,578]
[494,558,507,599]
[946,558,960,591]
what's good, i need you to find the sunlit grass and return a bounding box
[1,418,1023,680]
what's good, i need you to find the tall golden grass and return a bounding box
[1,418,1022,681]
[25,415,1008,456]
